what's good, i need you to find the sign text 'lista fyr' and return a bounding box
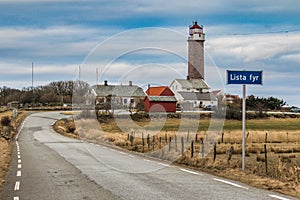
[227,70,263,85]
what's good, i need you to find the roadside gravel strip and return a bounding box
[1,112,298,200]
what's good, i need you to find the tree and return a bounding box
[246,95,286,111]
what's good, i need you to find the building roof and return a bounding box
[174,79,210,90]
[147,96,177,102]
[91,84,145,97]
[146,86,174,96]
[190,21,202,29]
[212,90,222,97]
[178,91,217,101]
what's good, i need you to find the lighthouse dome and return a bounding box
[189,21,202,35]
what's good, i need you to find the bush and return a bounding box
[1,116,11,126]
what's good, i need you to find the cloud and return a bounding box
[0,25,108,57]
[0,1,300,106]
[207,31,300,64]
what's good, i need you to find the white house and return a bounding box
[91,80,145,109]
[169,79,217,110]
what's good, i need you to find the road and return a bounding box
[1,112,298,200]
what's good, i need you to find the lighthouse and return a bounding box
[187,21,205,80]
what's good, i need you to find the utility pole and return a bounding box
[78,65,81,81]
[31,62,34,105]
[32,62,34,90]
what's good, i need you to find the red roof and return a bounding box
[190,21,202,29]
[146,86,174,96]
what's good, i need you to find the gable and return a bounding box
[174,79,210,90]
[146,86,174,96]
[92,85,145,97]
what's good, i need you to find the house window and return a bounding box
[130,99,134,103]
[124,99,127,104]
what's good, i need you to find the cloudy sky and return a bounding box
[1,0,300,106]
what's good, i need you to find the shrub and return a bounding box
[1,116,11,126]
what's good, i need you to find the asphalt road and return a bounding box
[1,112,299,200]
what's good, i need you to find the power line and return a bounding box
[232,28,300,36]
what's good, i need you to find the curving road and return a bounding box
[1,112,298,200]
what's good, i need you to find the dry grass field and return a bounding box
[54,115,300,198]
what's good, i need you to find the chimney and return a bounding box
[129,81,132,86]
[148,84,150,95]
[104,80,108,86]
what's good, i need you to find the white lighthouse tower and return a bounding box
[187,21,205,80]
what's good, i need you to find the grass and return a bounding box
[224,118,300,131]
[97,117,300,133]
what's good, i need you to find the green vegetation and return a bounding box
[97,117,300,133]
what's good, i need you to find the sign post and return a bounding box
[227,70,263,170]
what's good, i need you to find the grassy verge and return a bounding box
[54,116,300,198]
[0,110,28,194]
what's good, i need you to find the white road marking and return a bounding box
[18,159,21,163]
[14,181,20,190]
[17,152,20,155]
[180,168,201,175]
[18,155,21,159]
[143,159,151,162]
[269,194,291,200]
[157,162,169,167]
[15,116,28,140]
[17,171,21,177]
[13,197,19,200]
[128,155,134,158]
[18,164,21,169]
[119,152,126,155]
[213,178,249,190]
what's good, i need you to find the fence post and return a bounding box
[264,144,268,174]
[201,138,204,157]
[191,140,194,158]
[147,134,150,149]
[165,132,168,143]
[187,131,189,142]
[195,133,198,142]
[181,137,184,156]
[265,132,268,143]
[286,132,289,143]
[169,137,172,151]
[246,132,250,141]
[228,146,234,164]
[130,134,134,146]
[213,142,217,161]
[159,137,162,148]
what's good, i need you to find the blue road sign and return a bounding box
[227,70,263,85]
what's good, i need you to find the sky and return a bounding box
[0,0,300,107]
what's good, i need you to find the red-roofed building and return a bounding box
[144,86,177,113]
